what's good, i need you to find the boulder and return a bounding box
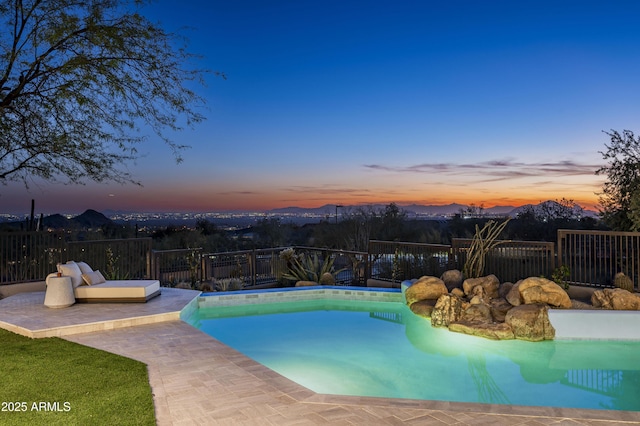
[431,294,464,328]
[451,288,465,298]
[591,288,640,310]
[318,272,335,285]
[409,300,436,318]
[498,282,514,298]
[461,303,492,323]
[614,272,635,292]
[405,276,448,305]
[505,281,522,306]
[449,321,515,340]
[295,280,317,287]
[518,277,572,308]
[462,275,500,299]
[469,285,488,305]
[505,304,555,341]
[440,269,464,291]
[489,298,513,322]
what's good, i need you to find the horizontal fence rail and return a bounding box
[452,238,556,283]
[558,229,640,291]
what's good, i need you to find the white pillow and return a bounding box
[81,270,106,286]
[76,261,93,275]
[57,262,83,288]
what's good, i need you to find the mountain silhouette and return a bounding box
[37,209,113,229]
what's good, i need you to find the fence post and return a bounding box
[251,249,256,287]
[146,251,151,279]
[201,252,207,282]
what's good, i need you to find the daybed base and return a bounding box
[75,289,161,303]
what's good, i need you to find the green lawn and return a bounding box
[0,328,155,426]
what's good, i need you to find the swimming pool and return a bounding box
[182,287,640,412]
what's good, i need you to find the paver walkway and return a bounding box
[1,288,639,425]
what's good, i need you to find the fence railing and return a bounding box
[197,246,367,289]
[368,240,453,284]
[558,229,640,291]
[3,229,640,292]
[67,238,152,280]
[0,232,152,285]
[0,231,66,283]
[452,238,556,283]
[148,246,369,289]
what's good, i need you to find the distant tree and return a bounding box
[596,130,640,230]
[252,217,289,248]
[341,206,381,252]
[0,0,221,186]
[379,202,407,240]
[195,219,218,236]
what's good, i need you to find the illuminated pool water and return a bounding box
[186,297,640,411]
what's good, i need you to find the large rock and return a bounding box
[468,285,488,305]
[505,304,555,341]
[295,280,318,287]
[461,303,492,323]
[591,288,640,310]
[462,275,500,299]
[448,321,515,340]
[489,298,514,322]
[440,269,463,291]
[518,277,572,308]
[405,276,448,305]
[498,282,514,298]
[409,300,436,318]
[505,281,522,306]
[431,294,464,328]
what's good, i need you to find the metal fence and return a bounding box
[558,229,640,290]
[67,238,152,280]
[368,240,453,284]
[0,231,66,283]
[4,229,640,291]
[197,246,368,289]
[150,248,203,287]
[452,238,556,283]
[0,232,152,284]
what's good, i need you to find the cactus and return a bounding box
[614,272,634,292]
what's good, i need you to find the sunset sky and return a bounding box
[3,0,640,215]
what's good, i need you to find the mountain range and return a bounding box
[266,202,598,218]
[2,201,599,229]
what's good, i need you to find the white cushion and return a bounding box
[57,262,83,288]
[74,280,160,299]
[76,261,93,274]
[81,270,106,286]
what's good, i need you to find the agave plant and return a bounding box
[282,251,345,284]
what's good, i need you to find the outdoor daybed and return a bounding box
[48,261,161,303]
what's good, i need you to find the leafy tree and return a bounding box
[0,0,219,186]
[596,130,640,230]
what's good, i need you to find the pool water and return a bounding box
[188,299,640,411]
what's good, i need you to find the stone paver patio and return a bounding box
[1,288,639,425]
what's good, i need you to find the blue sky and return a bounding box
[3,0,640,214]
